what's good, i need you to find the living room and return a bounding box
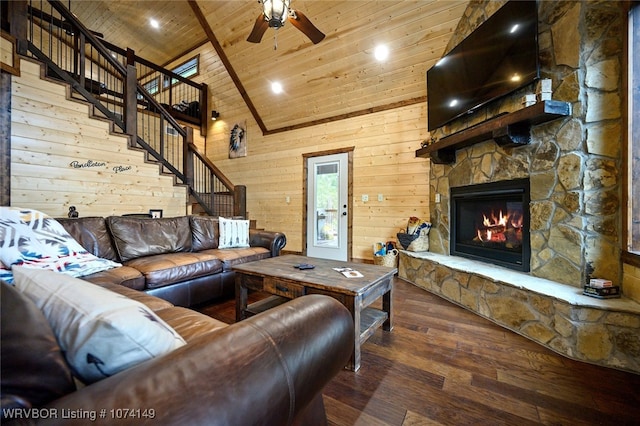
[2,0,640,424]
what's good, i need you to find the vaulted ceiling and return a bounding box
[67,1,469,131]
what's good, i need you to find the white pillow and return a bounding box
[218,217,250,249]
[12,267,186,384]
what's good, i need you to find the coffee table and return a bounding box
[233,254,396,371]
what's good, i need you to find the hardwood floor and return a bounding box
[198,278,640,425]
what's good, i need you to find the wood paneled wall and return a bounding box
[9,59,188,218]
[173,43,431,260]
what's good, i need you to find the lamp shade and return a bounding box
[263,0,290,28]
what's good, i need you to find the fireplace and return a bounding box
[450,178,530,272]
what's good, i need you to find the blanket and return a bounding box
[0,207,121,284]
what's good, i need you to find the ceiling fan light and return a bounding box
[263,0,290,28]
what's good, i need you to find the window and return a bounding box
[142,77,159,95]
[628,3,640,254]
[163,55,199,88]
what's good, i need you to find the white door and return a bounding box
[306,153,349,261]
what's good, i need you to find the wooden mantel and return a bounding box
[416,100,572,164]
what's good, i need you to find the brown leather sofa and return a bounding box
[1,277,355,425]
[56,215,286,307]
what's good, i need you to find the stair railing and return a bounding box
[10,0,245,217]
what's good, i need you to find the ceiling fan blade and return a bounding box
[288,10,325,44]
[247,14,269,43]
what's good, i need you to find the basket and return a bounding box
[373,249,398,268]
[397,229,430,252]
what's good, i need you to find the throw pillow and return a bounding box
[12,267,186,384]
[218,217,250,249]
[0,207,121,283]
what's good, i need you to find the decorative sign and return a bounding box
[69,160,106,169]
[69,159,133,174]
[113,165,132,173]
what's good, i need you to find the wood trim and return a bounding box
[302,147,355,260]
[1,31,20,76]
[623,1,630,253]
[301,146,355,160]
[188,0,267,134]
[622,250,640,268]
[265,96,427,135]
[624,2,638,253]
[620,0,638,278]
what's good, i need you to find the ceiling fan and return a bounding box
[247,0,325,45]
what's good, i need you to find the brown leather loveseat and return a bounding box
[56,215,286,307]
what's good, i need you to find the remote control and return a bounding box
[295,263,315,270]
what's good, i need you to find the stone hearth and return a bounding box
[399,251,640,374]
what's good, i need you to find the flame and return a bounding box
[483,210,509,228]
[475,209,522,244]
[511,217,523,228]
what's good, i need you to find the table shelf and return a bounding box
[360,307,388,343]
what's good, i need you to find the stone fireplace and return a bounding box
[399,0,640,374]
[426,0,624,290]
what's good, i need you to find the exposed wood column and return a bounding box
[0,72,11,206]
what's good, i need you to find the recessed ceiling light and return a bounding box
[271,81,283,94]
[374,44,389,61]
[150,18,160,29]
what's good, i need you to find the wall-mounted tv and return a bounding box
[426,0,539,131]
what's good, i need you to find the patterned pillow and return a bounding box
[0,207,120,283]
[0,265,12,284]
[12,267,186,384]
[218,217,250,249]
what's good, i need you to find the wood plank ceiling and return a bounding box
[67,0,468,132]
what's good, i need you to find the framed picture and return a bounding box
[149,209,163,218]
[229,120,247,159]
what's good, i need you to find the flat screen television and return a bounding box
[426,0,539,131]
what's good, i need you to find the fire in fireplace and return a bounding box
[450,178,530,271]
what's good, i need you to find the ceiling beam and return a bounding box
[187,0,268,134]
[188,0,426,137]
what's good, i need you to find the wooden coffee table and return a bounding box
[234,254,396,371]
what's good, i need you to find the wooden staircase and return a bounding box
[6,0,246,219]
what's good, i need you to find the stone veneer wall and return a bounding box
[428,0,625,289]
